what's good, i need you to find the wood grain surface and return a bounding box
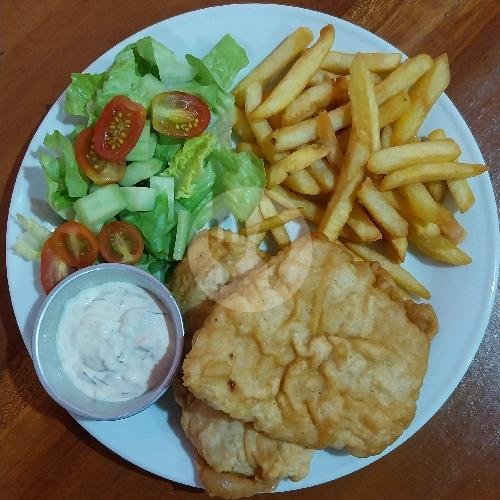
[1,1,498,499]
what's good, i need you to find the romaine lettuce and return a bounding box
[122,192,175,259]
[186,34,248,91]
[165,133,216,199]
[211,147,266,221]
[133,36,196,85]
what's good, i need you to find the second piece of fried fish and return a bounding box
[184,233,438,457]
[169,228,313,498]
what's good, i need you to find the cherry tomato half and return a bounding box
[40,238,74,294]
[93,95,146,162]
[75,127,126,185]
[98,221,144,264]
[151,91,210,138]
[51,221,99,268]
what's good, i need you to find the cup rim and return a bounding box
[31,263,184,420]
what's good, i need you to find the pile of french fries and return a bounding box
[232,25,489,299]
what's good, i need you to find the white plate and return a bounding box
[6,3,499,493]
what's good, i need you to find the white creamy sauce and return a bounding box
[56,282,170,402]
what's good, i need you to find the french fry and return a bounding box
[398,183,465,243]
[284,169,321,195]
[245,204,266,245]
[321,51,402,75]
[343,241,430,299]
[270,54,428,153]
[270,103,351,151]
[408,222,471,265]
[259,194,290,249]
[236,142,264,157]
[251,25,335,119]
[308,158,335,193]
[346,202,382,242]
[270,89,408,152]
[350,54,381,151]
[380,162,487,190]
[392,54,450,145]
[241,208,302,236]
[282,81,333,126]
[244,82,285,163]
[266,185,324,225]
[380,126,393,149]
[319,127,370,240]
[428,128,475,212]
[308,69,336,86]
[316,111,344,168]
[340,224,362,242]
[374,54,433,105]
[447,179,475,213]
[367,138,461,174]
[426,180,447,203]
[233,27,314,107]
[267,144,329,187]
[330,75,350,106]
[427,129,446,140]
[233,106,255,142]
[378,91,411,128]
[357,177,408,238]
[384,236,408,263]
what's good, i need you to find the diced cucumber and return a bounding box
[126,121,152,162]
[150,176,175,223]
[173,206,191,261]
[88,183,101,194]
[120,187,157,212]
[119,158,163,187]
[74,184,126,232]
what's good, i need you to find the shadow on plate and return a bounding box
[156,387,202,490]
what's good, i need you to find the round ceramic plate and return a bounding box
[6,3,499,493]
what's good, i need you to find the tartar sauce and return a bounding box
[56,282,170,402]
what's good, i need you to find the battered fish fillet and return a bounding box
[169,228,313,498]
[183,234,438,457]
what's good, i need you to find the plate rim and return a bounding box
[5,2,500,493]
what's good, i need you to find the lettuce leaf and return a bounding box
[135,253,171,282]
[133,36,195,85]
[43,131,89,198]
[95,48,141,111]
[208,91,235,146]
[65,73,104,120]
[211,147,265,221]
[165,133,216,199]
[178,161,215,212]
[121,192,175,259]
[186,34,248,91]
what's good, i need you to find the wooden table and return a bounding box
[1,1,498,498]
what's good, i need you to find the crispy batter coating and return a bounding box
[184,234,438,457]
[169,228,313,497]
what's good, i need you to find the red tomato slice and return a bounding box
[75,127,126,185]
[151,91,210,138]
[40,238,73,294]
[51,221,99,268]
[93,95,146,162]
[98,221,144,264]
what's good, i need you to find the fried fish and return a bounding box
[170,228,313,498]
[183,234,438,457]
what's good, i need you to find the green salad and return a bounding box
[15,35,266,292]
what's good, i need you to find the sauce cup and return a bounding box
[32,263,184,420]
